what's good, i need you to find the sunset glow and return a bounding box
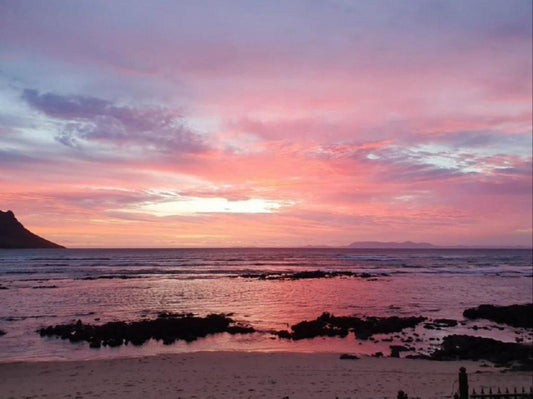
[0,0,531,247]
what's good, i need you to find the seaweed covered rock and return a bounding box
[430,334,533,368]
[38,313,255,348]
[463,304,533,328]
[240,270,386,280]
[275,312,425,340]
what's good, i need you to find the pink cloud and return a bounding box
[0,1,531,247]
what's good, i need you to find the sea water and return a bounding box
[0,248,531,361]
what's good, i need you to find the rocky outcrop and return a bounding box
[274,312,426,340]
[240,270,385,280]
[38,313,255,348]
[430,334,532,369]
[463,304,533,328]
[0,210,64,249]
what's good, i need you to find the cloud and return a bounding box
[0,1,530,247]
[22,89,206,153]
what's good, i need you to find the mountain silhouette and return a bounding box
[0,210,64,248]
[347,241,436,249]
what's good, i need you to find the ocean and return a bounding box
[0,248,531,362]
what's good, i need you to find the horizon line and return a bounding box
[8,245,531,250]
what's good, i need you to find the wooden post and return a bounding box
[459,367,469,399]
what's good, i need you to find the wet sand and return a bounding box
[0,352,531,399]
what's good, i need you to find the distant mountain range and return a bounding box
[347,241,436,249]
[346,241,531,249]
[304,241,530,249]
[0,210,64,249]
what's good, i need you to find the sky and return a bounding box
[0,0,531,248]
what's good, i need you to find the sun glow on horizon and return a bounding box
[135,197,290,217]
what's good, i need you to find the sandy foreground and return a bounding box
[0,352,531,399]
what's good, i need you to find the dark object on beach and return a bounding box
[457,367,468,399]
[430,334,533,369]
[32,285,58,289]
[463,304,533,328]
[0,329,5,336]
[339,353,359,360]
[397,390,409,399]
[0,210,64,249]
[390,345,409,358]
[38,313,255,348]
[240,270,386,280]
[274,312,426,340]
[0,285,7,290]
[454,367,533,399]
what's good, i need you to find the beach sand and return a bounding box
[1,352,531,399]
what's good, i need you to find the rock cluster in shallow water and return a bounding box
[430,334,533,369]
[463,304,533,328]
[38,313,255,348]
[240,270,386,280]
[274,312,426,340]
[34,302,532,368]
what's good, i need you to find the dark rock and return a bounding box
[274,330,292,339]
[162,336,176,345]
[0,286,8,290]
[397,390,408,399]
[339,353,359,360]
[226,325,256,334]
[372,351,384,358]
[38,313,255,348]
[0,329,5,336]
[240,270,380,281]
[405,354,431,360]
[275,312,426,340]
[289,317,349,340]
[430,334,533,369]
[0,210,64,249]
[32,285,58,289]
[390,345,409,358]
[463,304,533,328]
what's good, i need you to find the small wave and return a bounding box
[337,255,403,261]
[29,257,112,261]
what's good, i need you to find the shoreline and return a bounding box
[1,352,531,399]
